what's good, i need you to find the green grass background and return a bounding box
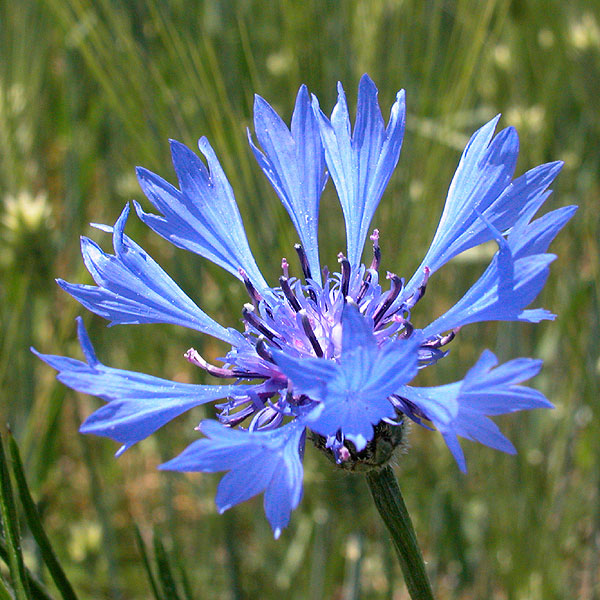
[1,1,598,598]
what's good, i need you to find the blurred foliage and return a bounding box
[0,0,598,598]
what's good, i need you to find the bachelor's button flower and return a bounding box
[34,74,576,537]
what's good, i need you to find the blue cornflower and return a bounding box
[34,75,576,537]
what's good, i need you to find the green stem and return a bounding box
[365,465,435,600]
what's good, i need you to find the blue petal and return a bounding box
[135,137,268,293]
[397,350,551,471]
[249,85,325,284]
[58,204,236,345]
[273,306,419,450]
[422,251,555,336]
[32,318,246,455]
[160,420,305,537]
[422,198,576,336]
[403,114,563,297]
[509,205,578,259]
[312,74,406,269]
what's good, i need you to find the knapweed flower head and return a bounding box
[35,75,576,537]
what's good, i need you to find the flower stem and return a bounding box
[365,465,435,600]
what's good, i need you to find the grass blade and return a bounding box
[133,525,162,600]
[174,557,194,600]
[7,433,78,600]
[0,433,30,600]
[0,576,15,600]
[153,530,182,600]
[0,539,55,600]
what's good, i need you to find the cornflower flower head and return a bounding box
[35,75,576,538]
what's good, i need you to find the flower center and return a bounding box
[186,230,457,444]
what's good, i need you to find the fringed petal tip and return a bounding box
[34,318,245,450]
[59,205,237,343]
[135,139,269,293]
[313,76,407,269]
[398,349,553,471]
[402,113,570,300]
[159,421,305,536]
[249,84,324,283]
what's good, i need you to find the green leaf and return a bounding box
[0,433,30,600]
[153,530,182,600]
[0,539,55,600]
[0,575,15,600]
[176,559,194,600]
[133,525,163,600]
[8,433,78,600]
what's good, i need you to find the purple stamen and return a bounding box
[393,315,414,339]
[355,276,371,304]
[280,276,302,312]
[294,245,318,302]
[356,230,381,303]
[405,266,430,309]
[373,273,404,327]
[185,348,234,377]
[299,309,324,357]
[239,268,262,307]
[422,327,460,349]
[255,336,275,363]
[242,304,281,343]
[185,348,265,379]
[338,253,351,299]
[390,395,432,429]
[263,302,274,320]
[294,244,313,281]
[369,229,381,271]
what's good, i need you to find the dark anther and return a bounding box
[255,336,275,363]
[293,245,318,303]
[299,309,324,357]
[242,304,281,343]
[356,232,381,304]
[406,266,430,309]
[280,276,302,312]
[390,395,430,427]
[338,253,351,300]
[369,229,381,271]
[373,274,404,327]
[238,268,262,307]
[356,272,372,304]
[422,327,459,349]
[396,317,414,339]
[294,244,313,281]
[264,303,274,320]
